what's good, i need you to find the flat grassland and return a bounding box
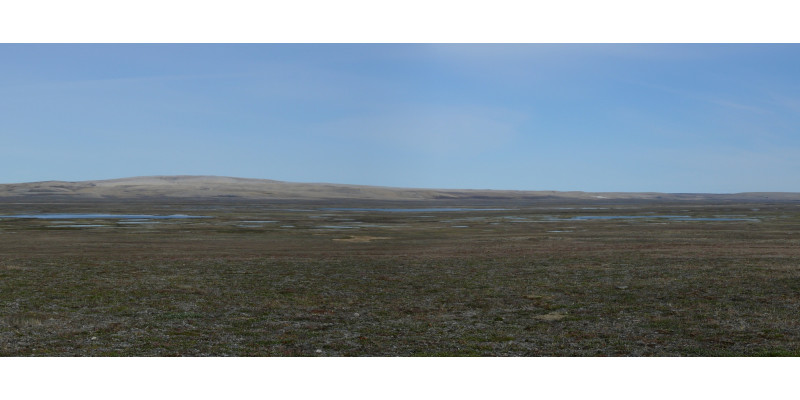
[1,199,799,356]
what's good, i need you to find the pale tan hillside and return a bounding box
[0,176,798,202]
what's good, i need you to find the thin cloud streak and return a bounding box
[623,79,773,115]
[315,106,524,155]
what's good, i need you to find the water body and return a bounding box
[5,214,210,220]
[48,224,107,228]
[675,217,760,221]
[321,208,511,212]
[549,215,758,222]
[565,215,690,220]
[503,216,530,222]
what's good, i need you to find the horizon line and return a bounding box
[2,175,799,195]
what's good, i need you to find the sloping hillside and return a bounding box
[0,176,798,202]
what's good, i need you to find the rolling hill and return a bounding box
[1,175,798,202]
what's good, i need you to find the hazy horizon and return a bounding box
[3,44,799,193]
[3,174,800,196]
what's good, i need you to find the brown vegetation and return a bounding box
[1,197,799,356]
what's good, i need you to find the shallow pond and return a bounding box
[5,214,210,220]
[320,208,511,212]
[550,215,758,221]
[48,224,107,228]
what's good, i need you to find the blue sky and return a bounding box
[2,44,799,192]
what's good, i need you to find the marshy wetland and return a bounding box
[1,199,799,356]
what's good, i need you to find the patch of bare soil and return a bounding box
[332,236,390,243]
[0,264,27,271]
[534,312,568,321]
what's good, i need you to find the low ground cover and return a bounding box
[1,201,798,356]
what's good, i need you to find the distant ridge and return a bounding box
[1,176,799,202]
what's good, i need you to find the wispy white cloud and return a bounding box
[422,44,728,63]
[314,105,524,155]
[704,98,771,114]
[241,61,412,105]
[622,79,773,114]
[0,72,254,93]
[766,92,800,113]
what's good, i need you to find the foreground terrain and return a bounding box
[1,198,799,356]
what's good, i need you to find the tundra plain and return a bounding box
[1,178,799,356]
